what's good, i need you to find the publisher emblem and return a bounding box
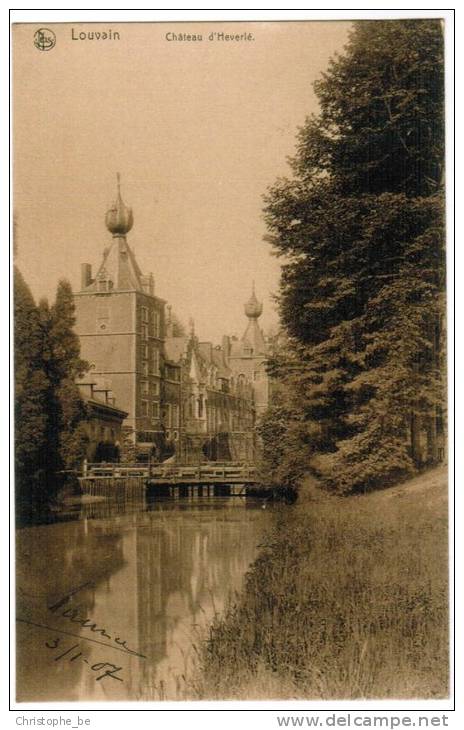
[34,28,56,51]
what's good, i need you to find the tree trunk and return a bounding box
[426,409,439,463]
[410,413,422,465]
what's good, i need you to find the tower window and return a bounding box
[96,302,110,331]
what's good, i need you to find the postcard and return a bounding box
[12,16,450,709]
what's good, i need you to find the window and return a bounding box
[152,380,160,396]
[165,403,179,428]
[141,380,149,396]
[97,302,110,331]
[152,347,160,375]
[141,400,149,417]
[142,343,149,360]
[166,365,180,382]
[142,362,148,376]
[152,311,160,338]
[137,431,157,444]
[152,401,160,419]
[141,324,148,340]
[141,306,149,323]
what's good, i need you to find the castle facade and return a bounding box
[74,179,269,463]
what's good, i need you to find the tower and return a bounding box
[74,176,167,457]
[226,283,270,419]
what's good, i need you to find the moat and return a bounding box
[16,494,271,702]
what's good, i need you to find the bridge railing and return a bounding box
[83,462,149,477]
[147,464,256,481]
[82,462,256,481]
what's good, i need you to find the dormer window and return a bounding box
[98,279,113,292]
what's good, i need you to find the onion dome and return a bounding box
[105,173,134,236]
[244,282,263,319]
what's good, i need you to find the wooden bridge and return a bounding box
[79,462,259,497]
[146,463,257,486]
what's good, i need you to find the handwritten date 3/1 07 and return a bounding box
[45,636,124,682]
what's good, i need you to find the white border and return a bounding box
[6,5,457,727]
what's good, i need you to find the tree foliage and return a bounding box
[262,20,445,493]
[14,271,89,522]
[14,268,50,515]
[47,281,89,472]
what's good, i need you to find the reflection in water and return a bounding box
[16,493,270,701]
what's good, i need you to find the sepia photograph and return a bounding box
[12,15,449,705]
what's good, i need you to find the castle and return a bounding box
[74,178,269,464]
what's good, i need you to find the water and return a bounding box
[16,494,271,702]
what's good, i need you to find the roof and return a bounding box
[82,236,145,293]
[84,397,128,420]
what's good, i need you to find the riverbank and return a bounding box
[195,466,449,700]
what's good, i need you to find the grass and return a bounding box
[193,466,449,700]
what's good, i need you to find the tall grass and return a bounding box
[196,468,449,700]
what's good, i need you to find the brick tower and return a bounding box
[74,176,166,456]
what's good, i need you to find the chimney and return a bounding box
[141,273,155,296]
[81,263,92,289]
[222,335,231,357]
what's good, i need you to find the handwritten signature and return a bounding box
[47,582,145,659]
[17,581,146,684]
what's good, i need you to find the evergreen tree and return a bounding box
[49,280,88,383]
[15,274,89,521]
[264,20,445,493]
[14,267,50,518]
[47,280,89,477]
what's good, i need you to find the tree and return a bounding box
[15,273,90,522]
[14,267,50,518]
[46,280,89,480]
[119,426,137,464]
[49,280,88,383]
[263,20,445,493]
[293,19,444,197]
